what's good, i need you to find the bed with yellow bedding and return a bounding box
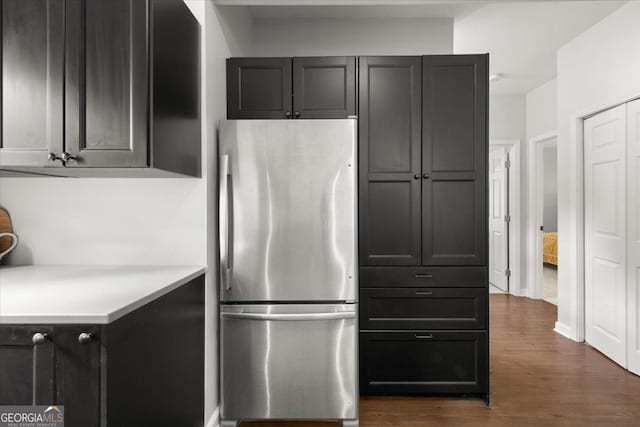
[543,232,558,266]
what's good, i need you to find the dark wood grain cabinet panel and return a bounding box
[360,331,488,395]
[293,56,355,118]
[227,57,292,119]
[359,56,422,266]
[65,0,147,167]
[422,55,488,265]
[0,326,55,405]
[360,288,487,330]
[55,326,101,427]
[0,0,64,167]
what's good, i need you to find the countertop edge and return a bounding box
[0,266,207,325]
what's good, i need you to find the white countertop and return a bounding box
[0,265,206,324]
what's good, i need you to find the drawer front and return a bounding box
[360,288,487,330]
[359,266,487,288]
[360,331,488,395]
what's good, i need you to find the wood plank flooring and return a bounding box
[242,295,640,426]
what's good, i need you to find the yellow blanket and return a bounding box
[543,232,558,265]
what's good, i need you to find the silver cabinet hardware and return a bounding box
[48,153,62,163]
[78,332,93,344]
[61,152,78,162]
[414,334,433,339]
[32,332,48,345]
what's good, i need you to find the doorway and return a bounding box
[489,140,521,295]
[528,131,558,303]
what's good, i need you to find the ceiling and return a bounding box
[247,4,484,19]
[454,1,624,94]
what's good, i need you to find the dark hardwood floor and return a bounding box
[242,295,640,426]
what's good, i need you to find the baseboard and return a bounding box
[206,407,220,427]
[554,321,575,341]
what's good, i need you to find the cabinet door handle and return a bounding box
[32,332,48,345]
[413,173,421,180]
[422,173,430,179]
[414,334,433,340]
[285,111,292,119]
[48,153,63,163]
[294,111,300,118]
[78,332,93,344]
[415,290,433,295]
[415,273,433,279]
[61,152,78,163]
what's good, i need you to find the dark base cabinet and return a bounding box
[360,331,488,395]
[0,275,204,427]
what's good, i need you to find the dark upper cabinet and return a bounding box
[0,0,64,168]
[0,326,55,405]
[227,57,293,119]
[0,0,201,177]
[65,0,148,168]
[227,56,356,119]
[358,56,422,266]
[293,56,355,118]
[422,55,488,265]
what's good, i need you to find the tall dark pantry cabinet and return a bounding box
[358,55,489,401]
[226,54,489,402]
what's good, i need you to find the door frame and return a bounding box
[527,130,558,301]
[489,139,521,296]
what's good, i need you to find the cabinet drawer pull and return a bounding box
[414,334,433,340]
[415,290,432,295]
[415,273,433,279]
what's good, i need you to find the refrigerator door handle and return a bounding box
[219,154,233,290]
[221,312,356,321]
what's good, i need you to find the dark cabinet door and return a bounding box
[0,0,64,167]
[0,326,55,405]
[292,56,355,119]
[65,0,148,167]
[360,331,488,395]
[422,55,488,266]
[55,326,101,427]
[227,57,292,119]
[359,56,422,266]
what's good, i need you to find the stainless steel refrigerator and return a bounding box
[219,120,358,427]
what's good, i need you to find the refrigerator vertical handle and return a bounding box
[219,154,233,290]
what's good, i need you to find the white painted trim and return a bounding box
[554,321,573,340]
[490,139,521,297]
[206,407,220,427]
[527,130,558,302]
[564,93,640,343]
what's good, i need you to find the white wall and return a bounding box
[543,144,558,232]
[556,1,640,340]
[527,79,557,139]
[490,94,526,141]
[250,18,453,56]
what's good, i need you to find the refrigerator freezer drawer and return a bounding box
[220,304,358,421]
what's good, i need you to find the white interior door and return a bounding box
[584,104,627,368]
[627,99,640,376]
[489,146,509,292]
